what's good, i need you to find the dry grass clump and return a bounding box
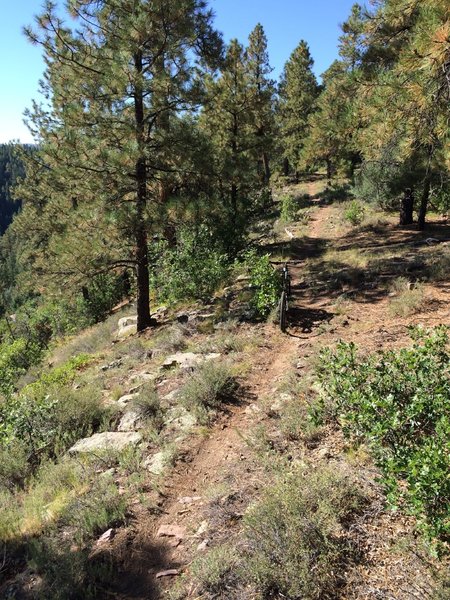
[190,544,242,598]
[426,247,450,281]
[50,311,123,366]
[279,397,323,448]
[151,323,189,354]
[242,466,365,599]
[389,277,426,316]
[131,383,164,432]
[180,360,238,424]
[196,331,246,354]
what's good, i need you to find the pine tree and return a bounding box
[246,24,276,184]
[355,0,449,228]
[199,39,255,249]
[278,41,319,179]
[15,0,222,331]
[302,5,366,180]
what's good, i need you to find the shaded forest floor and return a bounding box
[2,180,449,599]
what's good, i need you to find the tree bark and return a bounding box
[283,157,289,177]
[326,158,332,185]
[262,152,271,185]
[418,177,431,231]
[134,50,152,332]
[399,188,414,225]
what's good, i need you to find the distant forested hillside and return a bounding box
[0,144,34,234]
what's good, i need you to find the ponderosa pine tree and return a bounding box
[356,0,449,228]
[278,41,319,179]
[303,5,366,180]
[199,39,255,249]
[246,24,276,185]
[14,0,222,331]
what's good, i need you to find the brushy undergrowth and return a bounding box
[316,326,450,546]
[280,193,298,222]
[0,355,111,478]
[191,465,365,600]
[343,199,365,226]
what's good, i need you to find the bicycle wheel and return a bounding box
[279,291,287,332]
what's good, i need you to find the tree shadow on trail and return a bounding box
[0,531,174,600]
[337,220,450,252]
[111,536,178,600]
[262,236,329,262]
[287,306,334,335]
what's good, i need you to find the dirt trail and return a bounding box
[114,197,449,598]
[112,201,336,598]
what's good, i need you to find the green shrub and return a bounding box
[0,337,42,397]
[132,385,164,432]
[151,226,230,303]
[60,473,126,543]
[243,466,365,599]
[240,250,281,319]
[0,356,109,469]
[280,194,298,222]
[344,200,365,226]
[316,326,450,543]
[0,488,21,541]
[181,360,237,423]
[0,439,31,490]
[26,471,126,599]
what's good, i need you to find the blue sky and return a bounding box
[0,0,357,144]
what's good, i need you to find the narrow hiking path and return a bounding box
[111,195,448,599]
[111,200,339,599]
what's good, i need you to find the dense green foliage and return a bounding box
[0,355,106,479]
[0,337,41,397]
[0,144,32,234]
[244,251,281,318]
[151,227,229,303]
[317,327,450,544]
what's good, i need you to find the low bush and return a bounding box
[316,326,450,543]
[26,470,126,599]
[0,356,110,470]
[280,194,298,222]
[0,336,42,397]
[181,360,238,423]
[242,466,365,599]
[151,324,189,354]
[151,226,230,304]
[239,250,281,319]
[190,544,241,597]
[132,385,164,432]
[344,200,365,226]
[389,277,425,317]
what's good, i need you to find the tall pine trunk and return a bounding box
[399,188,414,225]
[262,152,271,184]
[418,177,431,231]
[326,158,332,185]
[134,50,152,332]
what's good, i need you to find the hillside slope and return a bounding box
[1,181,449,599]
